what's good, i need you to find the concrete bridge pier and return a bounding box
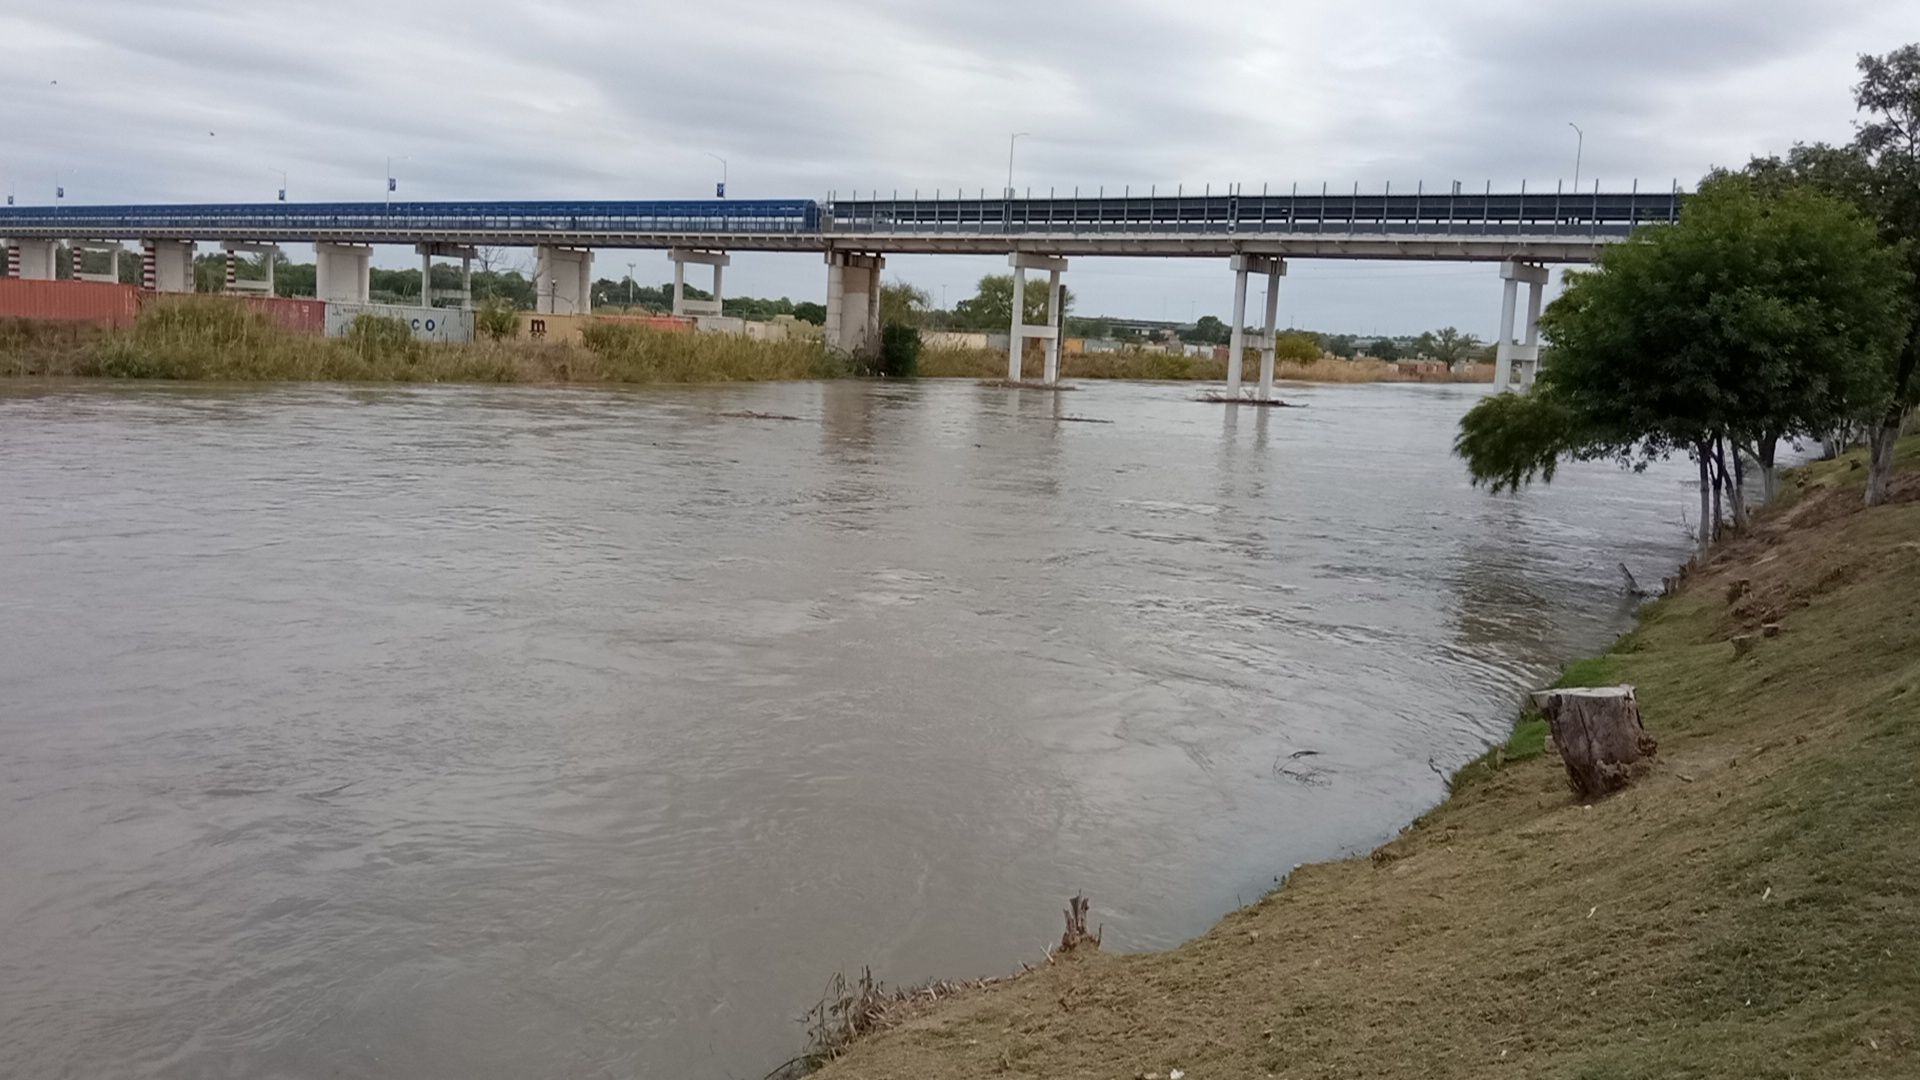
[1494,260,1548,387]
[6,239,59,280]
[69,241,124,283]
[535,245,593,314]
[1225,254,1286,400]
[143,240,197,292]
[1008,252,1067,382]
[222,242,281,294]
[315,242,372,304]
[417,243,477,308]
[1251,257,1287,401]
[669,248,729,317]
[824,251,883,354]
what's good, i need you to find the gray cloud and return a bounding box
[2,0,1909,333]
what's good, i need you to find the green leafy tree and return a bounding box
[1415,326,1481,368]
[1370,337,1402,361]
[951,274,1073,330]
[792,301,826,325]
[880,281,929,328]
[1181,315,1231,345]
[1274,332,1321,362]
[1455,177,1908,550]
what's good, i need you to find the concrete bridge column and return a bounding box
[222,242,281,294]
[1250,257,1287,402]
[535,245,593,314]
[668,248,730,318]
[8,239,58,279]
[1007,252,1067,382]
[417,243,478,308]
[144,240,197,293]
[315,242,372,304]
[824,251,883,354]
[70,241,124,283]
[1494,260,1547,387]
[1226,260,1251,397]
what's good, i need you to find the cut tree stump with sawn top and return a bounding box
[1529,686,1657,800]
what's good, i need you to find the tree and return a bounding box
[951,274,1073,331]
[792,301,826,325]
[1274,332,1321,362]
[880,281,929,327]
[1370,337,1402,361]
[1455,176,1908,552]
[1325,333,1358,359]
[1851,45,1920,505]
[1181,315,1230,345]
[1416,326,1481,369]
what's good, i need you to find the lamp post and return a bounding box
[276,169,287,202]
[1568,123,1584,191]
[626,261,636,307]
[707,154,727,198]
[1006,132,1030,198]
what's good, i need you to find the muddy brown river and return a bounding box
[0,379,1700,1078]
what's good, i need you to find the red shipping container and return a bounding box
[240,295,327,336]
[645,316,695,332]
[0,279,141,328]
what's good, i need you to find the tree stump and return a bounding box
[1529,686,1656,799]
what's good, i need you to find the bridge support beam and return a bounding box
[669,248,729,318]
[6,239,59,280]
[315,242,372,304]
[69,241,124,284]
[142,240,196,292]
[1494,260,1548,388]
[1008,252,1067,383]
[535,245,593,314]
[824,251,883,355]
[417,243,477,309]
[1224,255,1286,400]
[222,242,281,294]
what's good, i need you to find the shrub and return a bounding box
[476,300,519,341]
[878,324,921,378]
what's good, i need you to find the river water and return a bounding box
[0,379,1699,1079]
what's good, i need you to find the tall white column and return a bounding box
[1042,268,1063,383]
[1257,262,1283,401]
[1225,262,1250,398]
[1493,275,1519,388]
[1495,260,1548,388]
[421,250,433,307]
[711,263,724,314]
[11,240,56,280]
[1520,276,1545,386]
[461,255,472,308]
[1007,264,1027,381]
[672,259,687,316]
[822,252,884,354]
[316,243,371,303]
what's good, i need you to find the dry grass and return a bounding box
[814,439,1920,1080]
[0,298,844,385]
[918,345,1493,383]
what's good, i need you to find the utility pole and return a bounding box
[1006,133,1030,198]
[1568,123,1584,191]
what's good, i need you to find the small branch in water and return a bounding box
[718,410,804,421]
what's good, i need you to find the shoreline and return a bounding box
[801,438,1920,1079]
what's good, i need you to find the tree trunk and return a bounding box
[1868,326,1919,508]
[1867,418,1901,506]
[1695,447,1712,556]
[1721,437,1746,529]
[1530,686,1656,800]
[1758,434,1778,503]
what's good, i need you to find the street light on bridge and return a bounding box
[1569,122,1584,191]
[1006,132,1030,198]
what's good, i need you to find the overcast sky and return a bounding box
[2,0,1911,334]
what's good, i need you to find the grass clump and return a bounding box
[812,437,1920,1080]
[576,320,843,382]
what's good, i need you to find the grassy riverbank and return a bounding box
[811,439,1920,1080]
[0,300,843,384]
[920,346,1493,383]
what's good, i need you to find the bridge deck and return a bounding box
[1,190,1677,262]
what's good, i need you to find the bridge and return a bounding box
[1,184,1682,394]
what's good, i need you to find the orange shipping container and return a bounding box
[239,295,327,336]
[0,279,141,328]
